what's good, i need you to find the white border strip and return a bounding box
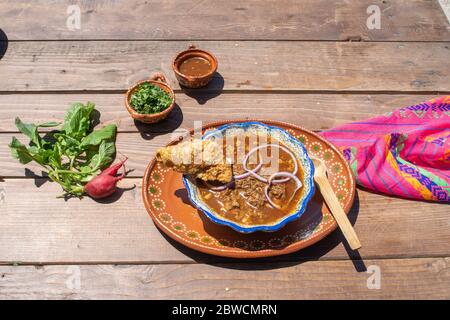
[438,0,450,25]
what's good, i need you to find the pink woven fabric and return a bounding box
[320,96,450,203]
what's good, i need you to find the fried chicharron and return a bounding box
[156,139,232,183]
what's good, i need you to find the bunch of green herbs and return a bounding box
[9,102,117,197]
[129,82,172,114]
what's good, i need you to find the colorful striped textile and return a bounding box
[320,96,450,203]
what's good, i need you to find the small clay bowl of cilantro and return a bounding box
[125,72,175,124]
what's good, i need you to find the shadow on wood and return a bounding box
[0,29,7,60]
[91,184,136,204]
[24,169,48,188]
[181,72,225,105]
[133,103,183,140]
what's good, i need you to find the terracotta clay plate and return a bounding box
[142,120,356,258]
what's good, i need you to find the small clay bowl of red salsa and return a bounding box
[172,44,218,88]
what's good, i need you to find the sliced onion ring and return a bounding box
[234,162,263,180]
[243,144,298,184]
[264,171,303,209]
[201,143,300,194]
[203,180,232,191]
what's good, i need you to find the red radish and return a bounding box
[99,156,128,177]
[84,157,128,199]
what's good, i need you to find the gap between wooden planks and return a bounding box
[0,257,449,299]
[0,0,449,41]
[0,178,449,264]
[0,41,449,92]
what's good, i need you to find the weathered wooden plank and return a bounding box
[1,41,449,92]
[1,258,449,299]
[0,178,448,264]
[0,0,449,41]
[0,93,438,132]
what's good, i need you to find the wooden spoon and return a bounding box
[311,157,362,250]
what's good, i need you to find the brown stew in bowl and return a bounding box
[179,57,212,77]
[198,134,304,225]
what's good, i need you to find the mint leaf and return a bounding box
[9,137,34,164]
[89,140,116,170]
[54,133,81,157]
[14,117,41,147]
[63,102,95,139]
[81,124,117,147]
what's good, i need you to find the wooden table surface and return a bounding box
[0,0,449,299]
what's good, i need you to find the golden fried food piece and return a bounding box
[156,139,232,183]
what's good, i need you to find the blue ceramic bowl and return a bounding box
[182,121,315,233]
